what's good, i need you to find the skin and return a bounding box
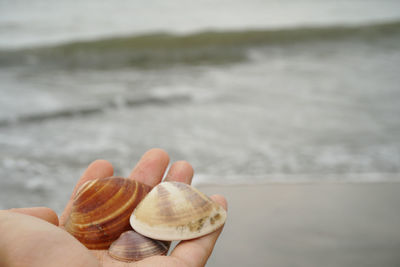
[0,148,227,267]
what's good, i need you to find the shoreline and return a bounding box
[198,182,400,267]
[197,179,400,187]
[193,173,400,187]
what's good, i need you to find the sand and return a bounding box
[198,183,400,267]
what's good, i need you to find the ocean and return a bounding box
[1,0,400,213]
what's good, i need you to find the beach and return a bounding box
[199,183,400,267]
[1,1,400,211]
[1,21,400,212]
[1,2,400,265]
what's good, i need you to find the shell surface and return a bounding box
[108,230,168,262]
[130,181,226,241]
[65,176,151,249]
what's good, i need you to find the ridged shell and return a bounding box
[65,176,151,249]
[130,181,226,241]
[108,230,168,261]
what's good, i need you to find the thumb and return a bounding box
[8,206,59,226]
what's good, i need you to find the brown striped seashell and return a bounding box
[65,176,151,249]
[130,181,226,241]
[108,230,168,262]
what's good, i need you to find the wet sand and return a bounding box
[198,183,400,267]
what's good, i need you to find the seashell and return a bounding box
[65,176,151,249]
[130,181,226,241]
[108,230,168,262]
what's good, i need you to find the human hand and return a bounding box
[0,148,227,267]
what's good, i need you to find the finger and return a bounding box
[72,159,114,197]
[129,148,170,187]
[59,159,114,226]
[170,195,228,267]
[8,207,59,226]
[164,160,194,184]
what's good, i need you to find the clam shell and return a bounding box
[108,230,168,262]
[65,176,151,249]
[130,181,226,241]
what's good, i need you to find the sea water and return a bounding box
[1,0,400,212]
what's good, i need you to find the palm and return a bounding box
[1,149,226,267]
[90,250,184,266]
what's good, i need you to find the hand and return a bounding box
[0,149,227,267]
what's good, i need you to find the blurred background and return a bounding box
[1,0,400,213]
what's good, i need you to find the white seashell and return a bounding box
[130,181,226,241]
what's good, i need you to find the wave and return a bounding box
[0,93,190,127]
[1,20,400,69]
